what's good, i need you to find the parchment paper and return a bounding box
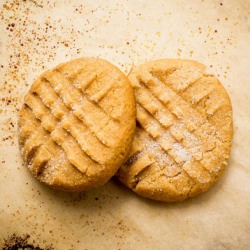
[0,0,249,249]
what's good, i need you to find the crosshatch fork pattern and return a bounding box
[18,58,136,191]
[22,69,117,173]
[118,60,233,202]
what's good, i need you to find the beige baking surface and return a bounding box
[0,0,249,249]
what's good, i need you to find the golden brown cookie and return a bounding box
[117,59,233,202]
[18,58,136,191]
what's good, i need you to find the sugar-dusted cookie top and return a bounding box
[19,58,136,191]
[117,59,233,202]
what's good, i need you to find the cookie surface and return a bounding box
[117,59,233,202]
[19,58,136,191]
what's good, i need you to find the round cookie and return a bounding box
[117,59,233,202]
[18,57,136,191]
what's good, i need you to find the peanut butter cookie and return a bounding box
[19,58,136,191]
[117,59,233,202]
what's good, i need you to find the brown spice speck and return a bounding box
[2,234,53,250]
[3,4,10,10]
